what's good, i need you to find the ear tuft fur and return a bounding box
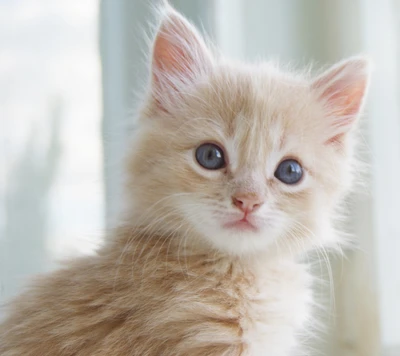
[150,3,213,112]
[312,56,371,142]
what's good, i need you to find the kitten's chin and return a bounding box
[182,211,282,256]
[222,219,258,232]
[195,222,279,256]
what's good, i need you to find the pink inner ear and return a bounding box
[150,8,212,112]
[312,58,370,141]
[153,23,197,80]
[319,76,368,120]
[152,36,186,106]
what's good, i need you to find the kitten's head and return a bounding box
[126,5,370,256]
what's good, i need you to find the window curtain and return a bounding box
[0,0,102,320]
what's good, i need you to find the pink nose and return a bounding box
[232,194,263,213]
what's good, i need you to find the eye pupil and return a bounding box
[196,143,225,170]
[274,159,303,185]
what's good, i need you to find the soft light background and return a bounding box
[0,0,103,299]
[1,1,399,355]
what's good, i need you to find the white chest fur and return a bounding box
[166,258,313,356]
[237,260,312,355]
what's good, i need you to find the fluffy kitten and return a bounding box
[0,4,370,356]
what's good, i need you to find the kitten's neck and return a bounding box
[106,223,295,276]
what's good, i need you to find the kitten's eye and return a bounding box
[195,143,226,170]
[274,159,303,185]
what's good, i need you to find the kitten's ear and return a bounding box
[312,57,371,144]
[150,4,213,112]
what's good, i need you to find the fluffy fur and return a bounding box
[0,3,370,356]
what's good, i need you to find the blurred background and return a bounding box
[0,0,399,355]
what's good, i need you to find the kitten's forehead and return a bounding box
[230,111,283,172]
[205,67,309,169]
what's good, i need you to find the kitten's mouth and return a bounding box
[223,217,258,232]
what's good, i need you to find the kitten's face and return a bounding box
[127,6,369,256]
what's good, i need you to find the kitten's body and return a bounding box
[0,4,369,356]
[0,228,311,356]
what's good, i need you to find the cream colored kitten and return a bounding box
[0,4,370,356]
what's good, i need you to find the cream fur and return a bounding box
[0,4,370,356]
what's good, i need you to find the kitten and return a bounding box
[0,3,370,356]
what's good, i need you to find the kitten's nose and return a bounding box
[232,194,263,214]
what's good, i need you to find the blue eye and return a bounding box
[274,159,303,185]
[195,143,226,170]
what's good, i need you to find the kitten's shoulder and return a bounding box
[0,254,129,355]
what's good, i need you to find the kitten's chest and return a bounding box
[196,261,312,355]
[238,266,312,355]
[155,259,312,355]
